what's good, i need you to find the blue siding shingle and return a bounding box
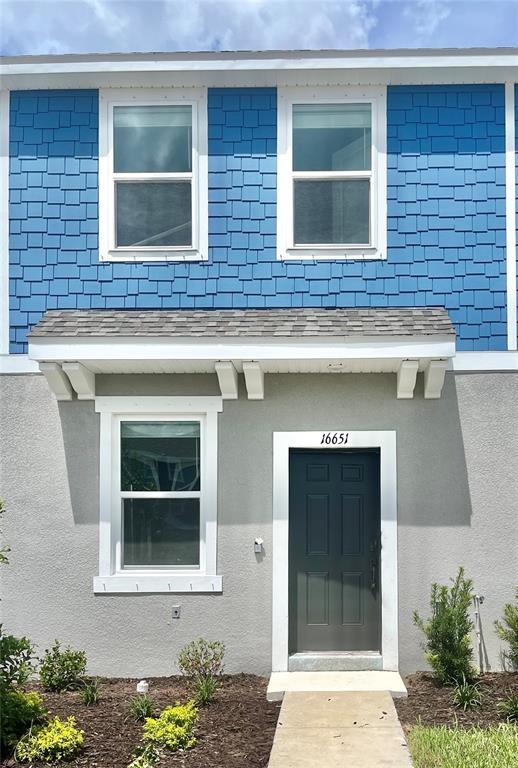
[8,84,507,352]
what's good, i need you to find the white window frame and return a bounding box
[99,88,208,262]
[277,85,387,261]
[93,396,223,593]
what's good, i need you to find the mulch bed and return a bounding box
[1,675,280,768]
[395,672,518,731]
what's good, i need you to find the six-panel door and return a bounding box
[289,449,381,653]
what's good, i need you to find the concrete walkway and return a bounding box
[268,690,413,768]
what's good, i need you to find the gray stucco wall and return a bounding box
[1,371,517,677]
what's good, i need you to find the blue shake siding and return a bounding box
[8,84,509,352]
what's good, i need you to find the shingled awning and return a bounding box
[28,307,455,401]
[30,307,454,339]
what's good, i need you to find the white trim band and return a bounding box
[29,336,456,363]
[0,354,40,374]
[0,90,9,356]
[505,82,517,351]
[93,574,222,594]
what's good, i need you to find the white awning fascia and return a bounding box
[29,334,455,364]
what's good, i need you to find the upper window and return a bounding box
[99,89,208,262]
[277,87,386,260]
[94,396,222,593]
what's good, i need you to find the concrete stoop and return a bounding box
[267,670,408,702]
[267,690,413,768]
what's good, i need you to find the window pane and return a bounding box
[293,104,371,172]
[121,421,200,492]
[123,498,200,567]
[113,105,192,173]
[294,179,370,245]
[116,181,192,248]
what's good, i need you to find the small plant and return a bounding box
[0,689,47,755]
[177,638,225,682]
[194,674,218,706]
[498,694,518,722]
[413,567,475,686]
[39,640,87,691]
[495,588,518,670]
[0,628,35,688]
[81,677,101,705]
[453,677,482,710]
[128,693,155,721]
[177,638,225,705]
[127,743,163,768]
[142,700,198,752]
[14,716,84,762]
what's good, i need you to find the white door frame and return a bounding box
[272,430,398,672]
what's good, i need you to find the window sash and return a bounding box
[292,175,373,246]
[114,179,194,250]
[112,177,195,251]
[121,496,201,570]
[115,415,204,574]
[112,102,195,250]
[290,106,373,248]
[292,177,371,247]
[292,103,372,173]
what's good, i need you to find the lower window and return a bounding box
[94,397,223,593]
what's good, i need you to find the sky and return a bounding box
[0,0,516,56]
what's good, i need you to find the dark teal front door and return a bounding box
[289,449,381,653]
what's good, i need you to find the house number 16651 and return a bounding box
[320,432,349,445]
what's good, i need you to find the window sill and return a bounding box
[93,574,222,594]
[100,249,206,263]
[279,247,385,261]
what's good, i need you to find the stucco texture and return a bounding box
[1,371,517,677]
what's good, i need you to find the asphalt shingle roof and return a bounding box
[29,308,455,339]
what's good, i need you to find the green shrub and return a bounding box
[0,689,46,756]
[498,694,518,723]
[142,700,198,752]
[128,693,155,721]
[413,567,475,685]
[0,628,35,688]
[81,678,101,706]
[453,678,482,710]
[14,716,84,762]
[39,640,87,691]
[194,675,218,706]
[177,638,225,681]
[495,588,518,670]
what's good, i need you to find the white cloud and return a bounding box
[403,0,451,38]
[1,0,515,57]
[0,0,376,55]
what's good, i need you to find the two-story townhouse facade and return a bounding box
[0,48,517,678]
